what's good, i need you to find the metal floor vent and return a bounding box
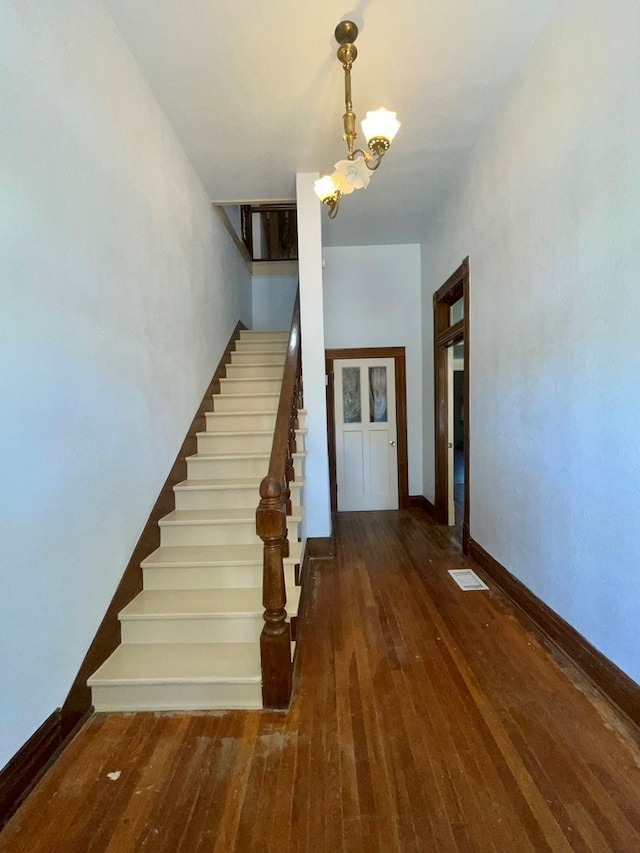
[448,569,489,591]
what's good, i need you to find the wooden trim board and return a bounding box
[305,536,335,559]
[0,711,61,827]
[409,495,435,517]
[0,321,246,827]
[469,537,640,731]
[293,534,336,689]
[299,534,335,590]
[0,709,90,829]
[433,257,470,553]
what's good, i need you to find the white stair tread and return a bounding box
[196,428,306,439]
[214,392,280,400]
[120,588,263,619]
[230,354,286,360]
[235,342,289,352]
[220,377,281,384]
[231,346,286,351]
[141,543,300,568]
[206,407,307,418]
[88,643,260,685]
[226,362,285,367]
[159,507,302,525]
[239,330,288,335]
[174,476,304,491]
[186,452,273,461]
[175,477,262,491]
[186,451,304,462]
[206,411,278,417]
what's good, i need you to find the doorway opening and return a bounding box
[451,342,465,529]
[433,258,470,553]
[326,347,409,512]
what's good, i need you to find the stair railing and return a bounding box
[256,287,302,708]
[241,204,298,261]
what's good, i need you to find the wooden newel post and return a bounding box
[256,475,292,709]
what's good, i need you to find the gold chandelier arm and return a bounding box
[352,148,384,171]
[321,191,341,219]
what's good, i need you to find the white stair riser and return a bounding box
[206,412,275,432]
[187,454,303,480]
[238,330,288,341]
[220,378,282,395]
[174,482,303,511]
[225,364,284,379]
[234,341,288,353]
[143,561,298,590]
[91,682,262,713]
[197,432,270,455]
[196,431,305,456]
[230,352,285,366]
[121,615,263,644]
[205,411,306,432]
[214,394,279,413]
[160,518,301,547]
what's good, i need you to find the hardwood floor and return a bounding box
[3,510,640,852]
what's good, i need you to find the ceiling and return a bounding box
[103,0,557,247]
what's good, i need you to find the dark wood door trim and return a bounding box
[325,347,409,512]
[436,319,464,349]
[433,258,470,552]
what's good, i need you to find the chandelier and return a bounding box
[314,20,401,218]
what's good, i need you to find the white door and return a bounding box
[334,358,398,511]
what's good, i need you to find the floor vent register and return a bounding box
[448,568,489,591]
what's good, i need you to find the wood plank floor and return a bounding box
[3,510,640,852]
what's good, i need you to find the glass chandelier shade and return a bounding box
[361,109,401,148]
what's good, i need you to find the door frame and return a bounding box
[433,258,470,552]
[325,347,409,512]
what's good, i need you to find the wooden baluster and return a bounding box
[241,204,253,259]
[283,426,292,558]
[285,412,294,507]
[284,476,293,514]
[284,412,294,530]
[256,476,292,709]
[295,359,304,410]
[281,520,290,560]
[288,422,297,459]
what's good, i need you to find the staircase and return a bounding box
[88,329,305,711]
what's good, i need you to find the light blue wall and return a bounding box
[323,244,423,496]
[421,0,640,683]
[251,275,298,330]
[0,1,251,768]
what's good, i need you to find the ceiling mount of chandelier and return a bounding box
[314,20,401,219]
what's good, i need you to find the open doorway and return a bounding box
[433,258,470,553]
[449,341,465,529]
